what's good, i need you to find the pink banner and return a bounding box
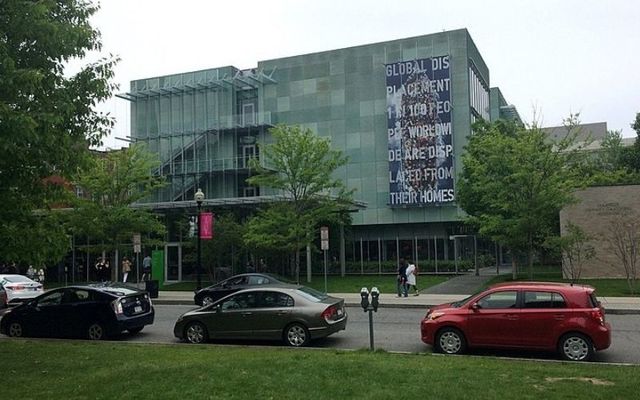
[199,212,214,240]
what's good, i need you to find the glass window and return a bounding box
[523,291,553,308]
[259,291,294,308]
[247,276,270,285]
[477,291,518,309]
[37,291,63,307]
[295,286,329,302]
[552,293,567,308]
[221,292,258,310]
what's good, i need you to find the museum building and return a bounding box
[117,28,522,281]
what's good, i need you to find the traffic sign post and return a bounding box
[321,226,329,293]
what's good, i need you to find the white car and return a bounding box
[0,275,44,306]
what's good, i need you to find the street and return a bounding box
[118,305,640,364]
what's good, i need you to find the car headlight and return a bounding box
[428,311,445,320]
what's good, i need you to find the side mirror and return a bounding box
[215,304,221,313]
[471,302,480,310]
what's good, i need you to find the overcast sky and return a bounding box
[86,0,640,149]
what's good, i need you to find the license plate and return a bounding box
[134,306,143,313]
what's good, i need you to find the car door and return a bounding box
[212,291,259,339]
[21,290,64,337]
[518,291,568,348]
[250,291,294,340]
[466,290,521,347]
[58,288,95,337]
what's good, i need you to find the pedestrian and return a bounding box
[8,262,18,274]
[258,258,267,273]
[142,254,152,281]
[38,267,45,283]
[104,260,111,282]
[246,260,255,273]
[27,265,36,280]
[121,256,132,283]
[396,258,408,297]
[406,260,419,296]
[95,257,106,282]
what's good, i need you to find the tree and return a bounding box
[457,115,590,279]
[244,124,354,281]
[197,214,245,280]
[0,1,117,263]
[619,112,640,172]
[545,222,595,283]
[68,144,166,260]
[606,211,640,295]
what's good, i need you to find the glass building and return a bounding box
[118,29,520,281]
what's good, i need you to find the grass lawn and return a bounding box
[2,340,638,399]
[484,269,639,297]
[161,274,452,294]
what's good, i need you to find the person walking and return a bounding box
[141,254,152,281]
[406,261,419,296]
[95,258,106,282]
[396,258,408,297]
[121,256,132,283]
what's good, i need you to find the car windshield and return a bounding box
[451,291,482,308]
[3,275,32,283]
[295,286,329,302]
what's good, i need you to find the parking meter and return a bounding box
[360,287,370,311]
[370,287,380,312]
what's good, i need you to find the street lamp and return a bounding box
[194,188,205,290]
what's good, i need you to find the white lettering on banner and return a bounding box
[407,123,452,138]
[389,188,455,205]
[390,167,454,183]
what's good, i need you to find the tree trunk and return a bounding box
[512,258,517,280]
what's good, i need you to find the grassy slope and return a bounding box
[2,340,638,400]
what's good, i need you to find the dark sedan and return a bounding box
[193,273,286,306]
[0,284,154,340]
[176,285,347,347]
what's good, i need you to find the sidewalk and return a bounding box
[154,290,640,315]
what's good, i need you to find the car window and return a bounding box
[477,291,518,309]
[62,289,92,304]
[295,286,329,302]
[228,276,247,286]
[220,292,258,310]
[37,291,63,307]
[523,291,567,309]
[259,291,294,308]
[248,276,270,285]
[552,292,567,308]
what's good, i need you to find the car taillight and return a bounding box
[591,309,605,326]
[322,305,337,321]
[7,285,24,291]
[112,299,124,315]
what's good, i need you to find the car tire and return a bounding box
[87,322,106,340]
[202,295,215,307]
[435,327,467,355]
[8,321,24,337]
[284,323,309,347]
[559,333,594,361]
[128,327,144,335]
[185,321,208,344]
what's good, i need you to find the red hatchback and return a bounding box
[421,282,611,361]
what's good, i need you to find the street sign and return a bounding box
[320,226,329,250]
[133,233,141,254]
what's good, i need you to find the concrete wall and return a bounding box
[560,185,640,278]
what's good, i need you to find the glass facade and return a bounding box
[120,29,518,280]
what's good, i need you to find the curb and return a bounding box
[150,299,640,314]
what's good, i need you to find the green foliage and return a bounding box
[0,0,117,262]
[544,222,595,282]
[68,144,166,252]
[244,125,354,279]
[195,214,245,276]
[457,115,590,273]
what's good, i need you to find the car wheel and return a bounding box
[185,321,208,344]
[202,295,215,307]
[8,321,24,337]
[128,327,144,335]
[284,323,309,347]
[435,327,467,355]
[559,333,594,361]
[87,322,106,340]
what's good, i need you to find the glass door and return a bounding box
[165,243,181,282]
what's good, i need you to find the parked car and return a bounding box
[420,282,611,361]
[0,283,154,340]
[193,273,286,306]
[176,285,347,347]
[0,274,44,306]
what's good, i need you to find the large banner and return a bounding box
[386,56,454,206]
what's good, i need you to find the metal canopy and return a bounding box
[116,68,277,102]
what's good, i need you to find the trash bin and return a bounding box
[145,280,159,299]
